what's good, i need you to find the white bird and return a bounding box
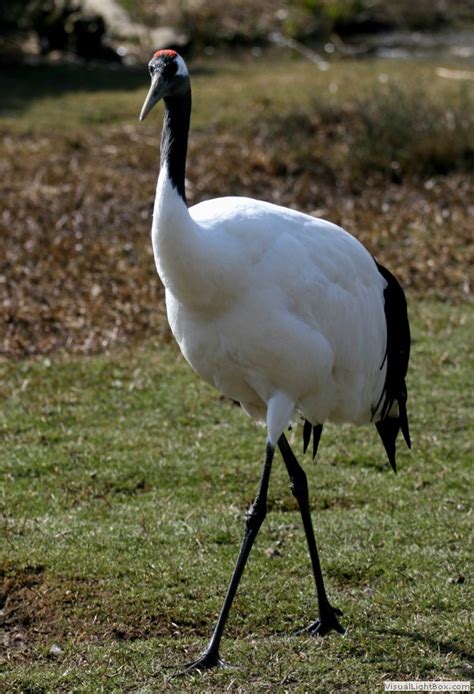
[139,49,411,672]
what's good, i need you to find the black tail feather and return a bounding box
[376,418,399,473]
[374,261,411,470]
[312,424,322,460]
[303,419,312,454]
[399,396,411,449]
[302,420,323,460]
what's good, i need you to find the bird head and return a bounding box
[139,49,190,121]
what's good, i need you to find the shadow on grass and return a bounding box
[0,63,147,115]
[376,627,474,668]
[0,61,217,116]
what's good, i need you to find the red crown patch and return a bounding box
[153,49,178,59]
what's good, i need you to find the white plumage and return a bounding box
[157,174,387,436]
[139,49,411,673]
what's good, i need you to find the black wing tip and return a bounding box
[384,437,398,474]
[403,426,412,450]
[303,419,311,454]
[375,260,411,467]
[399,402,411,449]
[302,420,323,460]
[376,418,399,473]
[312,424,322,460]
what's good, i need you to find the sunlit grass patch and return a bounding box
[1,299,472,690]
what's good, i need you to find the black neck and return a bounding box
[161,88,191,205]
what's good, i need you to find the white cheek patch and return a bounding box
[175,54,189,77]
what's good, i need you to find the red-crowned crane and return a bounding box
[139,49,411,672]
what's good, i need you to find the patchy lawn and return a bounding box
[1,300,472,691]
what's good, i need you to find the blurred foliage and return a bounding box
[259,83,473,181]
[118,0,474,47]
[352,85,473,177]
[2,0,473,59]
[302,0,473,33]
[0,0,119,60]
[0,0,38,36]
[0,0,77,39]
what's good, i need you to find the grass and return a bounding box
[1,300,472,691]
[1,54,471,136]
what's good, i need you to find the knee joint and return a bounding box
[290,468,308,501]
[245,496,266,534]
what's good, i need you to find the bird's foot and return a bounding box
[296,605,345,637]
[178,649,230,676]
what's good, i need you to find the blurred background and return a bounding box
[1,0,473,358]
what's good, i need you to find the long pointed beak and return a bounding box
[139,73,163,122]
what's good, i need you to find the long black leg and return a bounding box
[278,433,345,636]
[180,441,275,673]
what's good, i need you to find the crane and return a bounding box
[139,49,411,672]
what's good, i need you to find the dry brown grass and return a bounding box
[1,56,472,358]
[1,125,163,358]
[1,119,471,358]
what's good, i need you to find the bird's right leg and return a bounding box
[179,440,274,674]
[278,433,345,637]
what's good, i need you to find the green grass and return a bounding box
[1,55,471,183]
[1,299,472,691]
[0,54,470,132]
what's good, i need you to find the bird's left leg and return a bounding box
[278,433,345,636]
[179,440,275,674]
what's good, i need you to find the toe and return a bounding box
[178,651,232,676]
[298,605,345,637]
